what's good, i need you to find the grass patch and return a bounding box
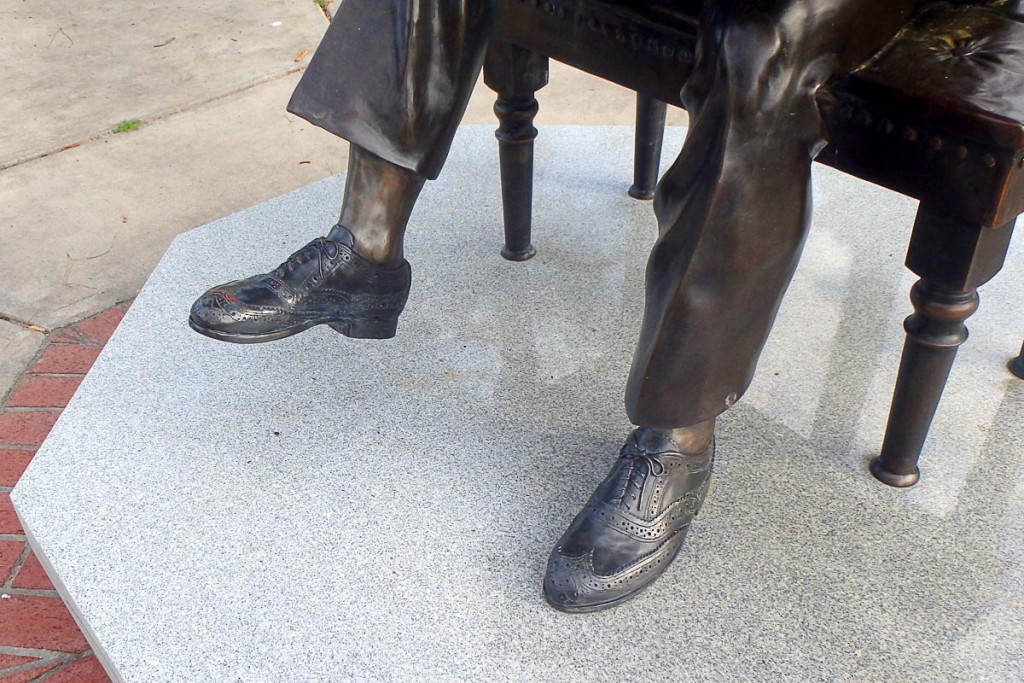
[113,119,142,134]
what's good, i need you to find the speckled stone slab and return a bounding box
[12,127,1024,682]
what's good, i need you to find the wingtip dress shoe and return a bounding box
[543,428,713,613]
[189,225,411,343]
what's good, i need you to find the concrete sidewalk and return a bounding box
[0,0,685,401]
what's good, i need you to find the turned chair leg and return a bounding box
[871,207,1016,487]
[1010,340,1024,379]
[494,94,539,261]
[871,280,979,486]
[628,94,668,200]
[483,42,549,261]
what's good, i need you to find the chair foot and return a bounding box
[1009,341,1024,379]
[869,456,920,488]
[630,94,667,201]
[501,244,536,261]
[627,185,656,200]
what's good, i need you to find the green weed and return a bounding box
[113,119,142,134]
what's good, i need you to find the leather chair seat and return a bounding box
[821,3,1024,226]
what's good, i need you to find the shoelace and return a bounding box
[270,238,341,280]
[613,445,667,506]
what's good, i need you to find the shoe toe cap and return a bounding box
[543,553,590,611]
[543,530,688,612]
[190,288,238,328]
[543,550,633,612]
[190,277,283,327]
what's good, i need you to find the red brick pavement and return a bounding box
[0,302,131,683]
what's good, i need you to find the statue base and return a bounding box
[13,127,1024,682]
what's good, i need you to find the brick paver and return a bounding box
[0,595,90,653]
[48,327,91,346]
[0,412,60,448]
[0,304,128,683]
[0,450,34,488]
[12,552,54,591]
[74,307,125,346]
[0,494,25,535]
[6,376,85,409]
[30,345,102,375]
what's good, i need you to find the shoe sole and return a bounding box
[188,316,398,343]
[544,473,712,614]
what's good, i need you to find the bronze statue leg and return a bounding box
[544,0,918,612]
[190,1,494,342]
[291,0,498,265]
[337,147,425,268]
[624,0,916,429]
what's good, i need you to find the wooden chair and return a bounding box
[483,0,1024,487]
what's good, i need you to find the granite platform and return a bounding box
[12,127,1024,682]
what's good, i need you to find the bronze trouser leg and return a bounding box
[288,0,495,180]
[626,0,916,428]
[289,1,495,265]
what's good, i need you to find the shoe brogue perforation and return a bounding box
[190,225,411,343]
[544,429,714,612]
[583,488,705,542]
[546,532,687,606]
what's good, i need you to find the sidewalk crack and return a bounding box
[0,315,48,334]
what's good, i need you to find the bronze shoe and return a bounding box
[189,225,411,343]
[543,428,713,613]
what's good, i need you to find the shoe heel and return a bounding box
[328,318,398,340]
